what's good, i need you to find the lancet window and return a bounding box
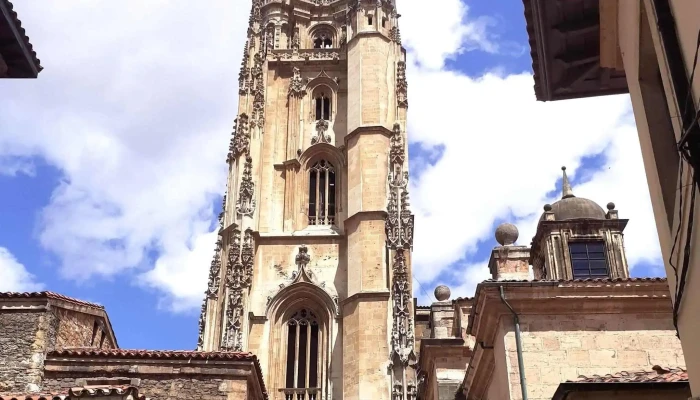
[314,92,331,121]
[569,241,609,279]
[284,309,320,400]
[308,160,336,226]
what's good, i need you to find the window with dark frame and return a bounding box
[308,160,336,226]
[285,309,320,392]
[314,93,331,121]
[569,241,609,279]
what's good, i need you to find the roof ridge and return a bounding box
[0,291,104,309]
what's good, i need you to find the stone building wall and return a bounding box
[499,312,685,400]
[0,311,55,393]
[42,376,251,400]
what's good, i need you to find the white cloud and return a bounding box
[0,247,43,292]
[401,0,662,300]
[1,0,247,311]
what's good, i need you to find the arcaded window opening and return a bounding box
[285,309,320,392]
[569,241,609,279]
[315,92,331,121]
[309,26,335,49]
[308,160,336,226]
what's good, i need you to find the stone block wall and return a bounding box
[0,310,56,393]
[498,313,685,400]
[564,387,691,400]
[43,376,250,400]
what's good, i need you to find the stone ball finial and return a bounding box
[434,285,451,302]
[607,202,616,210]
[561,166,567,171]
[544,203,552,212]
[495,222,519,246]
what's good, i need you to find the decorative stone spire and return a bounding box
[561,166,574,199]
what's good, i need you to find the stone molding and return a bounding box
[340,290,390,307]
[343,124,394,146]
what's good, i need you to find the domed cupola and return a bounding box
[541,167,607,221]
[530,167,630,281]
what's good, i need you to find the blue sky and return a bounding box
[0,0,664,350]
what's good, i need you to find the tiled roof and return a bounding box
[0,386,147,400]
[571,366,688,384]
[49,348,256,360]
[0,291,104,310]
[0,0,42,74]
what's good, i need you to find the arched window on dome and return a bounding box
[308,160,336,226]
[284,309,320,397]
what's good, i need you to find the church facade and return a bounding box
[0,1,692,400]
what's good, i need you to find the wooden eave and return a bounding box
[0,0,41,78]
[523,0,627,101]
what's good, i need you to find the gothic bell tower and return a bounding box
[196,1,416,399]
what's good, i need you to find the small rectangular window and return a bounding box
[569,241,609,279]
[90,321,99,346]
[382,18,387,28]
[367,15,373,26]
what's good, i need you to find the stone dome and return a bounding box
[542,167,607,221]
[545,196,607,220]
[495,223,519,245]
[434,285,451,302]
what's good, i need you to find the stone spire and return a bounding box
[561,166,574,199]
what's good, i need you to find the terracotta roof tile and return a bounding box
[570,366,688,384]
[48,348,256,360]
[0,291,104,310]
[0,0,42,74]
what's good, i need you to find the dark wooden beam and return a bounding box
[555,62,599,92]
[553,14,599,36]
[555,50,600,67]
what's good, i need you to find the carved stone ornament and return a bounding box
[227,114,250,163]
[250,54,266,130]
[311,120,332,145]
[239,40,250,95]
[291,27,300,52]
[390,123,405,166]
[221,226,252,352]
[266,245,340,317]
[236,155,256,217]
[288,67,305,98]
[397,61,408,108]
[249,0,262,26]
[386,125,416,399]
[218,194,227,231]
[390,26,402,45]
[196,298,207,350]
[206,238,223,299]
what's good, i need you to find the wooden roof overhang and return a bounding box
[523,0,627,101]
[0,0,41,78]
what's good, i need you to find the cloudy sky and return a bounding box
[0,0,662,350]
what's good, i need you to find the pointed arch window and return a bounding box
[308,160,336,226]
[314,92,331,121]
[284,309,320,399]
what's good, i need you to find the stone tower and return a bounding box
[197,0,415,399]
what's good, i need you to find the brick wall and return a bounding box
[498,313,685,400]
[55,308,100,349]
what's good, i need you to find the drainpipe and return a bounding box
[499,286,528,400]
